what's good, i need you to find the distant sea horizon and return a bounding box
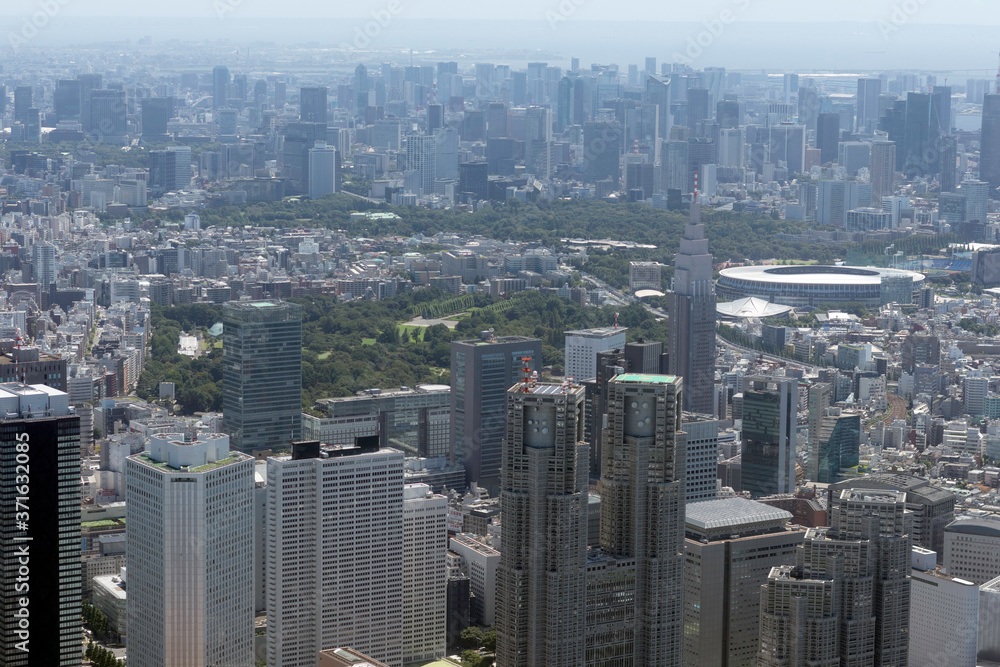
[1,18,998,73]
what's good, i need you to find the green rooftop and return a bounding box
[135,453,242,473]
[614,374,679,384]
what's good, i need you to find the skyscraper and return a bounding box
[870,140,897,203]
[299,86,328,124]
[668,185,716,414]
[564,327,627,383]
[857,77,883,133]
[354,64,369,113]
[595,374,686,667]
[405,134,437,195]
[222,301,303,453]
[740,376,798,497]
[496,382,588,667]
[582,120,623,183]
[758,564,841,666]
[53,79,82,123]
[140,97,174,138]
[939,134,957,192]
[266,441,405,667]
[12,85,32,125]
[816,112,840,164]
[684,498,805,666]
[0,384,80,666]
[88,90,127,140]
[31,241,55,288]
[450,334,542,492]
[125,433,254,667]
[308,141,338,199]
[903,91,940,177]
[402,484,447,664]
[981,94,1000,194]
[212,65,230,109]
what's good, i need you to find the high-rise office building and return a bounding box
[740,376,798,498]
[281,121,326,195]
[829,474,955,558]
[308,141,338,199]
[816,112,840,164]
[222,301,303,452]
[810,410,861,484]
[450,334,542,492]
[149,145,193,196]
[486,102,508,139]
[140,97,174,138]
[354,64,369,112]
[0,384,80,667]
[961,178,990,223]
[857,77,883,133]
[982,94,1000,194]
[767,122,806,175]
[943,517,1000,584]
[405,134,437,195]
[668,187,716,414]
[402,484,447,664]
[762,487,913,665]
[758,564,840,666]
[212,65,230,109]
[88,90,127,140]
[125,433,254,667]
[31,241,55,288]
[909,547,979,667]
[939,134,958,192]
[266,441,405,667]
[458,162,488,201]
[870,140,897,203]
[582,120,622,183]
[13,85,32,125]
[76,73,101,132]
[564,327,627,383]
[299,86,328,124]
[496,382,588,667]
[903,91,940,177]
[682,414,719,503]
[687,87,710,129]
[592,374,686,667]
[53,79,82,123]
[624,339,662,375]
[684,498,805,667]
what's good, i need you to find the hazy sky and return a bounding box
[5,0,999,23]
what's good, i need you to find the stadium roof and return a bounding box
[718,265,925,286]
[716,297,793,319]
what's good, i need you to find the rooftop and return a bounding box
[945,515,1000,537]
[686,497,793,532]
[613,373,678,384]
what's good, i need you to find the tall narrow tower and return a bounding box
[668,183,716,414]
[599,374,687,666]
[495,379,588,667]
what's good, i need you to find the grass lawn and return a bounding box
[317,351,331,360]
[398,325,426,342]
[361,338,377,346]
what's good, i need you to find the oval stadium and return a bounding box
[716,265,925,308]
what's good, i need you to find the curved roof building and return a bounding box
[716,265,925,308]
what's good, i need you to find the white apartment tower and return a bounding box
[266,441,405,667]
[125,433,255,667]
[402,483,447,664]
[564,327,627,383]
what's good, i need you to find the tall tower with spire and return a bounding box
[667,178,717,414]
